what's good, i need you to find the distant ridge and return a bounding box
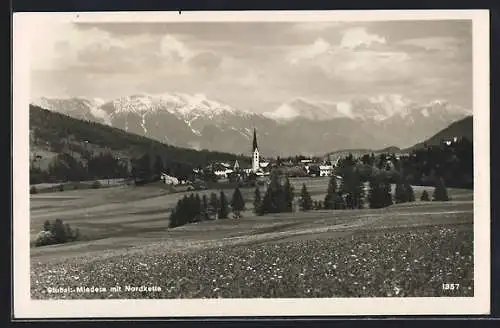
[405,115,473,151]
[324,116,472,158]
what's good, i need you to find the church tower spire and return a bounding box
[252,128,260,172]
[252,128,258,152]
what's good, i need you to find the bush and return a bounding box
[30,186,38,194]
[34,219,81,247]
[91,180,101,189]
[432,177,450,201]
[34,230,56,247]
[420,190,430,201]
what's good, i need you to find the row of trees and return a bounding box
[168,188,246,228]
[249,167,450,215]
[252,173,295,215]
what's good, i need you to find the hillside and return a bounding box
[405,116,473,151]
[30,105,251,174]
[326,116,473,159]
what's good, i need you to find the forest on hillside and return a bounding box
[336,137,473,189]
[29,105,251,184]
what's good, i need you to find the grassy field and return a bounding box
[30,177,474,299]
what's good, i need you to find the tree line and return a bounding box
[168,188,245,228]
[337,138,472,190]
[30,152,130,184]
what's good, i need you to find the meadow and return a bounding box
[30,177,474,299]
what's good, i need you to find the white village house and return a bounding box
[160,173,180,185]
[319,165,334,177]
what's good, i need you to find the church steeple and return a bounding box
[252,128,260,172]
[252,128,258,152]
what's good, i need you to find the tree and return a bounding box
[299,183,313,211]
[368,176,383,209]
[253,187,262,215]
[324,175,338,209]
[230,187,245,218]
[193,194,203,222]
[43,220,51,232]
[202,194,209,220]
[394,182,408,204]
[168,200,183,228]
[208,192,219,219]
[340,168,364,209]
[283,177,295,212]
[432,177,450,201]
[261,191,273,215]
[50,219,68,244]
[153,155,164,175]
[351,169,365,209]
[421,189,430,201]
[218,191,229,219]
[268,170,286,212]
[405,180,415,202]
[381,181,393,207]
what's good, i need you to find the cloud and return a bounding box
[340,27,386,49]
[29,21,472,110]
[286,38,331,64]
[398,36,463,52]
[159,34,194,62]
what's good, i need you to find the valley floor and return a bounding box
[29,178,474,299]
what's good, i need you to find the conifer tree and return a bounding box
[193,193,203,222]
[420,189,430,201]
[267,170,286,212]
[218,191,229,219]
[351,169,365,209]
[368,176,382,209]
[405,180,415,202]
[432,177,450,201]
[209,192,219,219]
[168,200,182,228]
[299,183,313,211]
[202,194,209,220]
[382,181,394,207]
[253,187,262,215]
[260,191,273,215]
[231,187,245,218]
[283,177,295,212]
[324,175,338,209]
[395,181,408,204]
[43,220,51,232]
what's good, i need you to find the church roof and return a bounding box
[252,128,258,152]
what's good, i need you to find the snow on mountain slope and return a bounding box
[107,93,243,118]
[30,92,472,156]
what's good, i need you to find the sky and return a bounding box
[29,20,473,112]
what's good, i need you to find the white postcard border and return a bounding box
[13,9,490,318]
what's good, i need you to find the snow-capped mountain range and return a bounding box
[31,93,472,156]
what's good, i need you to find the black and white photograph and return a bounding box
[13,10,490,318]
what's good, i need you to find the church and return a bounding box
[250,128,270,176]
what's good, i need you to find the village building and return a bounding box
[160,172,180,185]
[319,165,334,177]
